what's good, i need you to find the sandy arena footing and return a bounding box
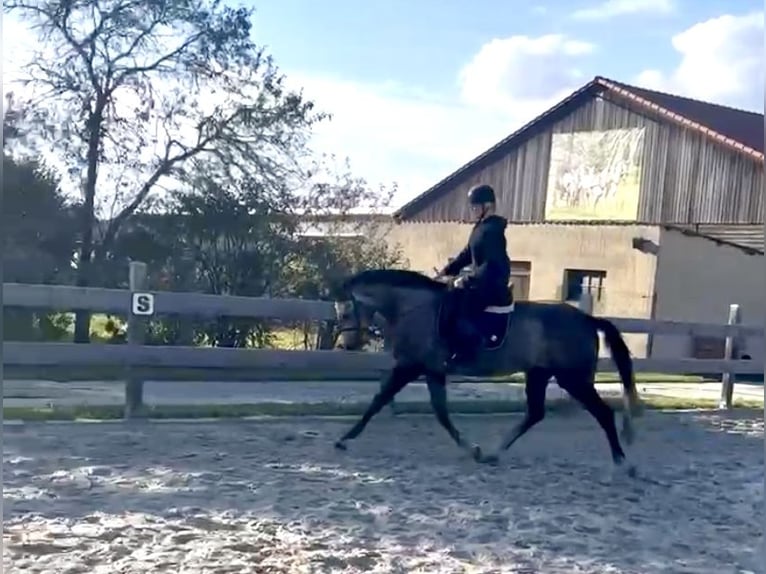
[3,410,764,573]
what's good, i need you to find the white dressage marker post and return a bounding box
[131,292,155,316]
[126,261,151,419]
[718,304,741,410]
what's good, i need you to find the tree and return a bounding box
[1,153,81,341]
[284,164,407,349]
[288,226,406,350]
[3,93,24,145]
[165,174,299,347]
[1,155,79,285]
[5,0,324,341]
[97,161,406,350]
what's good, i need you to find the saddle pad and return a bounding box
[485,303,515,314]
[476,308,513,350]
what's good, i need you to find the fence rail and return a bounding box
[4,282,762,338]
[3,342,763,376]
[3,262,763,416]
[2,282,335,321]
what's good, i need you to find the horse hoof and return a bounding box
[610,458,638,481]
[480,453,500,465]
[334,441,348,451]
[470,444,484,461]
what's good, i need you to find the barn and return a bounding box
[387,76,764,360]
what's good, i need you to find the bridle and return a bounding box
[332,298,382,348]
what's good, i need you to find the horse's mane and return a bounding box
[343,268,447,293]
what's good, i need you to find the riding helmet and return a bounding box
[467,184,496,205]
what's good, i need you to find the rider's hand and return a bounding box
[433,268,450,283]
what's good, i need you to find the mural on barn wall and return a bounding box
[544,127,646,221]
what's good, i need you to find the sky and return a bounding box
[3,0,764,208]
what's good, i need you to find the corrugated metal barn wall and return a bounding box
[408,97,763,224]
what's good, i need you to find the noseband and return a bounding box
[333,299,382,346]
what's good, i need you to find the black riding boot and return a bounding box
[447,318,483,367]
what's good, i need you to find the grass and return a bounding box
[4,364,710,384]
[4,366,385,382]
[4,395,763,422]
[25,312,319,349]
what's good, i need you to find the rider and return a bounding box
[438,184,511,366]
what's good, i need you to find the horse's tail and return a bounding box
[589,315,644,418]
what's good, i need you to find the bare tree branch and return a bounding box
[4,0,330,342]
[6,0,325,254]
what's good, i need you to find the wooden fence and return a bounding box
[3,261,763,417]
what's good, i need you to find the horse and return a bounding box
[332,268,643,475]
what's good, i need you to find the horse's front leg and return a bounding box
[334,364,422,451]
[426,372,482,461]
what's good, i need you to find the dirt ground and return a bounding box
[3,409,763,573]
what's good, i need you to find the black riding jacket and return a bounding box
[440,214,511,298]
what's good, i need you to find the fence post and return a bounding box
[718,304,741,410]
[125,261,149,419]
[177,247,195,346]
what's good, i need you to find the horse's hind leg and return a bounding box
[335,364,422,451]
[478,368,550,464]
[558,370,635,476]
[425,372,481,461]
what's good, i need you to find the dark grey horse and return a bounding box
[333,268,643,474]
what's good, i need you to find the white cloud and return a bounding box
[291,34,595,206]
[636,12,764,111]
[284,74,514,207]
[458,34,595,110]
[572,0,673,21]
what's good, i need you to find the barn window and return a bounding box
[510,261,532,300]
[563,268,606,302]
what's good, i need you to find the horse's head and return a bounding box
[333,283,384,351]
[333,268,446,352]
[333,298,367,351]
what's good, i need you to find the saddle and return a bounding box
[479,300,515,350]
[438,283,515,351]
[475,286,515,350]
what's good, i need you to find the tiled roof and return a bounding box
[596,77,763,156]
[395,76,764,220]
[671,224,764,254]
